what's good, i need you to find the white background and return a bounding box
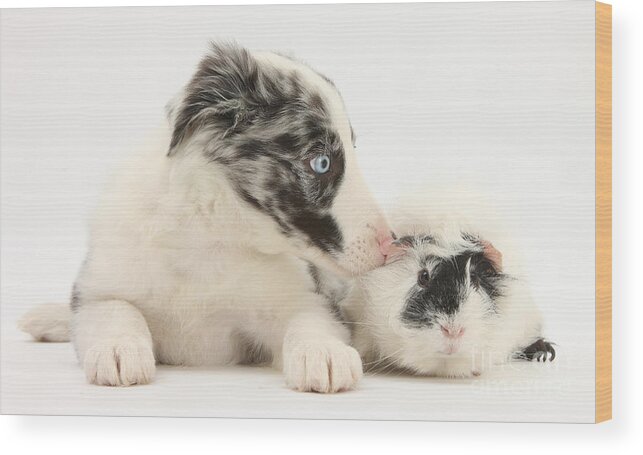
[0,0,641,453]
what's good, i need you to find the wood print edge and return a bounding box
[595,1,612,424]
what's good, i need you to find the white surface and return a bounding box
[1,325,589,421]
[1,1,596,421]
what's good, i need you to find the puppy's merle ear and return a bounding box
[168,42,261,156]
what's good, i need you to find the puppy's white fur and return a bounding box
[22,50,388,392]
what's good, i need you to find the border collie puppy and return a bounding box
[20,42,393,393]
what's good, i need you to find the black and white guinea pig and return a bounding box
[340,222,556,378]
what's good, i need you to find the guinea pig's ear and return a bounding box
[168,41,260,157]
[481,240,503,271]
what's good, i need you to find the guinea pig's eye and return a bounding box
[310,154,331,174]
[417,269,430,288]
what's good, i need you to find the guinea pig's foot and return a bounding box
[516,338,556,362]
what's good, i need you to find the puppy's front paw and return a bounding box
[283,339,363,393]
[83,337,156,386]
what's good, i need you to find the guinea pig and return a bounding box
[340,222,556,378]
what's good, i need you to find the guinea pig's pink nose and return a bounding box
[440,325,465,339]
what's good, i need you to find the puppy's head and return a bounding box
[167,42,392,276]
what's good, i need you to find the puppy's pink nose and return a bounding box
[441,325,465,339]
[377,232,395,257]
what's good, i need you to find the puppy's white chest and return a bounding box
[137,247,312,366]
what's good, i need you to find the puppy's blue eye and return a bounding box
[310,155,331,174]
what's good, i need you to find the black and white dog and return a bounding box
[20,42,393,393]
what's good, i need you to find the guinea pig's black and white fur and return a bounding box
[341,220,556,378]
[19,42,394,392]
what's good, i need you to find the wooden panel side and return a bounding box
[595,1,612,424]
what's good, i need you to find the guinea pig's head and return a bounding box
[166,42,392,277]
[360,230,506,377]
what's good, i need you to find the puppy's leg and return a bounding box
[279,310,363,393]
[73,300,155,386]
